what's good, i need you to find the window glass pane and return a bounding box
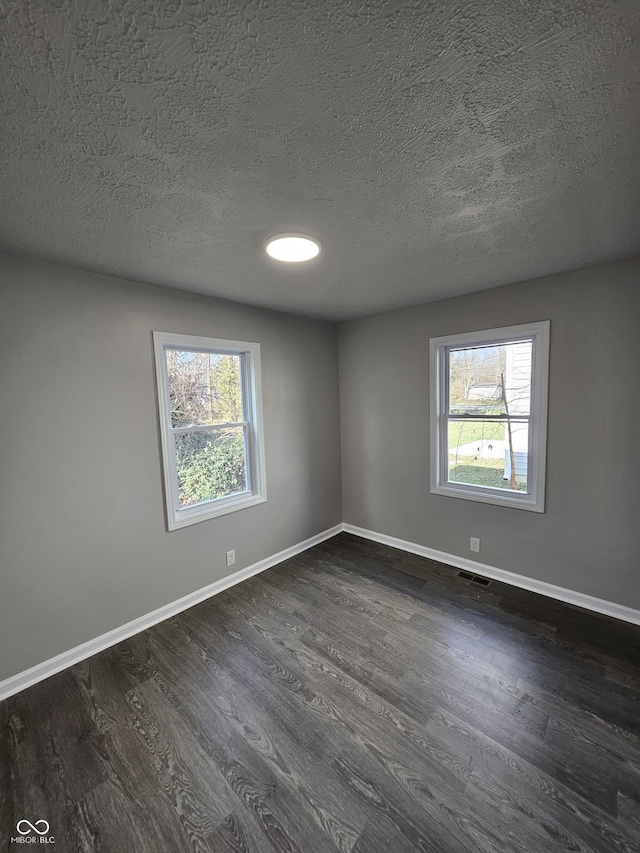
[449,340,532,417]
[175,427,247,507]
[448,419,529,492]
[166,350,244,428]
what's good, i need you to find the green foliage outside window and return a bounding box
[168,351,247,506]
[176,430,246,506]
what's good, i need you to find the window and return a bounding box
[430,321,549,512]
[153,332,266,530]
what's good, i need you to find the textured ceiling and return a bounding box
[1,0,639,320]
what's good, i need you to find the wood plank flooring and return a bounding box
[2,532,640,852]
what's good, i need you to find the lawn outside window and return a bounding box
[430,321,550,512]
[153,332,266,530]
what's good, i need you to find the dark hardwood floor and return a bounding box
[2,532,640,852]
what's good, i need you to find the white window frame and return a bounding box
[430,321,550,513]
[153,331,267,531]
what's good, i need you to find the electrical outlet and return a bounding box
[470,537,480,553]
[226,549,236,567]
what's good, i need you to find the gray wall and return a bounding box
[2,252,639,683]
[0,254,342,681]
[339,259,640,609]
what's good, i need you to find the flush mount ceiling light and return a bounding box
[265,233,320,262]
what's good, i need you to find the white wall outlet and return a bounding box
[226,549,236,567]
[470,537,480,553]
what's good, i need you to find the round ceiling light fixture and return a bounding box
[265,233,320,262]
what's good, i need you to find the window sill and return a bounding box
[168,492,267,531]
[431,482,544,513]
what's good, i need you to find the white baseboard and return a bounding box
[342,523,640,627]
[4,520,638,702]
[0,524,343,702]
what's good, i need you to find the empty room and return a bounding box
[1,1,639,851]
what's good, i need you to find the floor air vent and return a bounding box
[457,570,492,587]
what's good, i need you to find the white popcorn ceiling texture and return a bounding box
[1,0,638,320]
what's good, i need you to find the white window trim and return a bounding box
[429,321,550,513]
[153,331,267,531]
